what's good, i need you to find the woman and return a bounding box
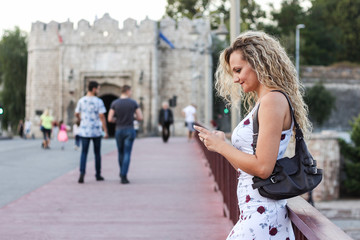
[195,31,311,239]
[40,109,53,149]
[57,120,69,150]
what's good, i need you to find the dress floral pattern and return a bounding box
[227,104,295,240]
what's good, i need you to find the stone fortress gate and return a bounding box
[26,14,214,137]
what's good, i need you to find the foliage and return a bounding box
[331,0,360,63]
[304,82,336,127]
[239,0,266,31]
[269,0,306,36]
[301,0,343,65]
[338,114,360,196]
[165,0,211,20]
[165,0,265,31]
[0,27,27,130]
[165,0,360,65]
[266,0,360,65]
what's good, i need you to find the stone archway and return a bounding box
[100,94,118,137]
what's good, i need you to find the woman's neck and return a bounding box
[256,85,271,100]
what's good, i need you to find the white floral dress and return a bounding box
[227,104,295,240]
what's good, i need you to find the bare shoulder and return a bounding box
[260,91,289,115]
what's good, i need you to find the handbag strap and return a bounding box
[252,90,304,154]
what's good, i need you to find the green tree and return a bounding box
[338,114,360,197]
[239,0,266,31]
[165,0,211,20]
[264,0,307,62]
[333,0,360,63]
[0,27,28,131]
[302,0,342,65]
[270,0,306,36]
[165,0,265,31]
[301,0,360,65]
[266,0,360,65]
[304,82,336,127]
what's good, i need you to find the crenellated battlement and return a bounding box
[29,13,212,51]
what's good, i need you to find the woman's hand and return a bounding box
[194,125,226,153]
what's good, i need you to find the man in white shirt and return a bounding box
[75,81,108,184]
[182,104,196,141]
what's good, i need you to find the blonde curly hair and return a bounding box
[215,31,312,135]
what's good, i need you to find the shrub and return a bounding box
[338,114,360,197]
[304,82,336,127]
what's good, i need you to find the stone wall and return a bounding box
[301,66,360,131]
[26,14,213,137]
[285,131,340,201]
[158,17,213,135]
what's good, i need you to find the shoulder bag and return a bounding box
[251,90,323,200]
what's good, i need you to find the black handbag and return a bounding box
[251,90,323,200]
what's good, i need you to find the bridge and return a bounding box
[0,136,354,239]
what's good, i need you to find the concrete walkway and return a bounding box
[316,200,360,239]
[0,137,232,239]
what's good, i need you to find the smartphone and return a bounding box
[194,124,208,132]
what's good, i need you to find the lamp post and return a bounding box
[296,24,305,80]
[230,0,240,42]
[189,13,228,127]
[230,0,241,131]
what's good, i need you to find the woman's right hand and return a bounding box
[194,126,227,153]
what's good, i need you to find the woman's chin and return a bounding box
[241,86,249,93]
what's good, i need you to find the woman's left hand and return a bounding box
[194,125,226,153]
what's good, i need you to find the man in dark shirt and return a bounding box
[108,85,143,184]
[158,101,174,143]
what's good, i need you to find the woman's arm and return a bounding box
[196,92,290,179]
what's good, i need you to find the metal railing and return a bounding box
[194,130,352,240]
[194,130,239,224]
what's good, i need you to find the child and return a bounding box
[73,119,81,150]
[57,120,68,150]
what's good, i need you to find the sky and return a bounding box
[0,0,296,38]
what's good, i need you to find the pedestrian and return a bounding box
[52,121,59,141]
[75,81,108,184]
[57,120,68,150]
[24,119,32,139]
[158,101,174,143]
[182,104,196,142]
[107,85,143,184]
[195,31,312,240]
[17,120,24,138]
[40,109,53,149]
[133,119,139,137]
[72,119,81,150]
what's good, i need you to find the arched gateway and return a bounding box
[26,14,214,137]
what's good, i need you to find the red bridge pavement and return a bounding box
[0,137,232,239]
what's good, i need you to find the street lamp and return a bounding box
[230,0,241,131]
[189,13,228,128]
[296,24,305,80]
